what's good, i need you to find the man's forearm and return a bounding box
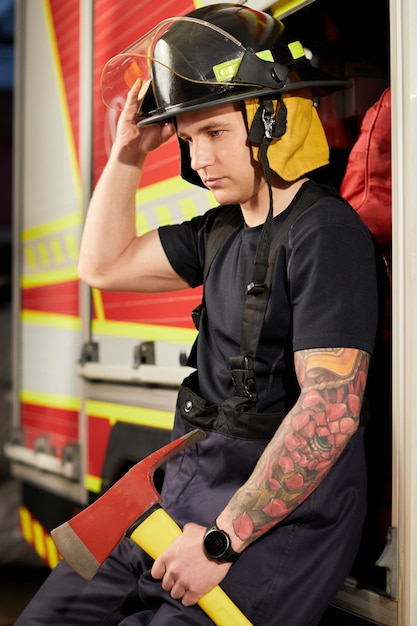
[217,348,370,551]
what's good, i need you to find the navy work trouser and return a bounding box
[15,383,367,626]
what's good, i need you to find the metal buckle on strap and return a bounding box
[191,303,203,330]
[246,281,267,295]
[229,355,257,401]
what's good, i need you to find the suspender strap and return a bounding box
[246,98,288,297]
[230,183,341,400]
[246,137,274,296]
[192,204,242,331]
[187,205,243,366]
[203,205,243,283]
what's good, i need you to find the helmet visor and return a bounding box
[100,17,275,110]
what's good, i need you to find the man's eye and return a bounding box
[211,130,223,138]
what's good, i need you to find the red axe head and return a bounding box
[51,429,205,579]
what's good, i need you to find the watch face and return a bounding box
[205,529,228,557]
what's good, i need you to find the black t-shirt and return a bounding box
[159,182,379,413]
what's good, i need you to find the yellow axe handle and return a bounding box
[130,507,253,626]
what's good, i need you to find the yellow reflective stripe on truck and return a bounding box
[21,310,81,332]
[21,267,79,289]
[19,506,61,569]
[86,400,174,429]
[92,318,197,344]
[92,288,105,321]
[20,389,81,411]
[21,305,197,343]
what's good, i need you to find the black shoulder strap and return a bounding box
[230,182,340,400]
[188,205,243,361]
[203,204,243,283]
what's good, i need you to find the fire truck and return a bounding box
[5,0,417,624]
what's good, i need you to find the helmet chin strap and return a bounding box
[246,98,287,296]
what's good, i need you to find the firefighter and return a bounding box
[16,4,384,625]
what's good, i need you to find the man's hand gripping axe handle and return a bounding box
[51,429,252,626]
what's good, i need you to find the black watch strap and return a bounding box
[203,522,240,563]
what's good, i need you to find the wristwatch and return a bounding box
[203,522,240,563]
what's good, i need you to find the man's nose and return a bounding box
[189,140,211,171]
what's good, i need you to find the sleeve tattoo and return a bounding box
[230,347,370,542]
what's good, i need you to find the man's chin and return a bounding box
[209,189,239,206]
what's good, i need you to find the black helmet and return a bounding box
[100,3,348,124]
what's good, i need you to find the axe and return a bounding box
[51,429,252,626]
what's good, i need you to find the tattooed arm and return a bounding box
[217,346,370,547]
[151,346,370,605]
